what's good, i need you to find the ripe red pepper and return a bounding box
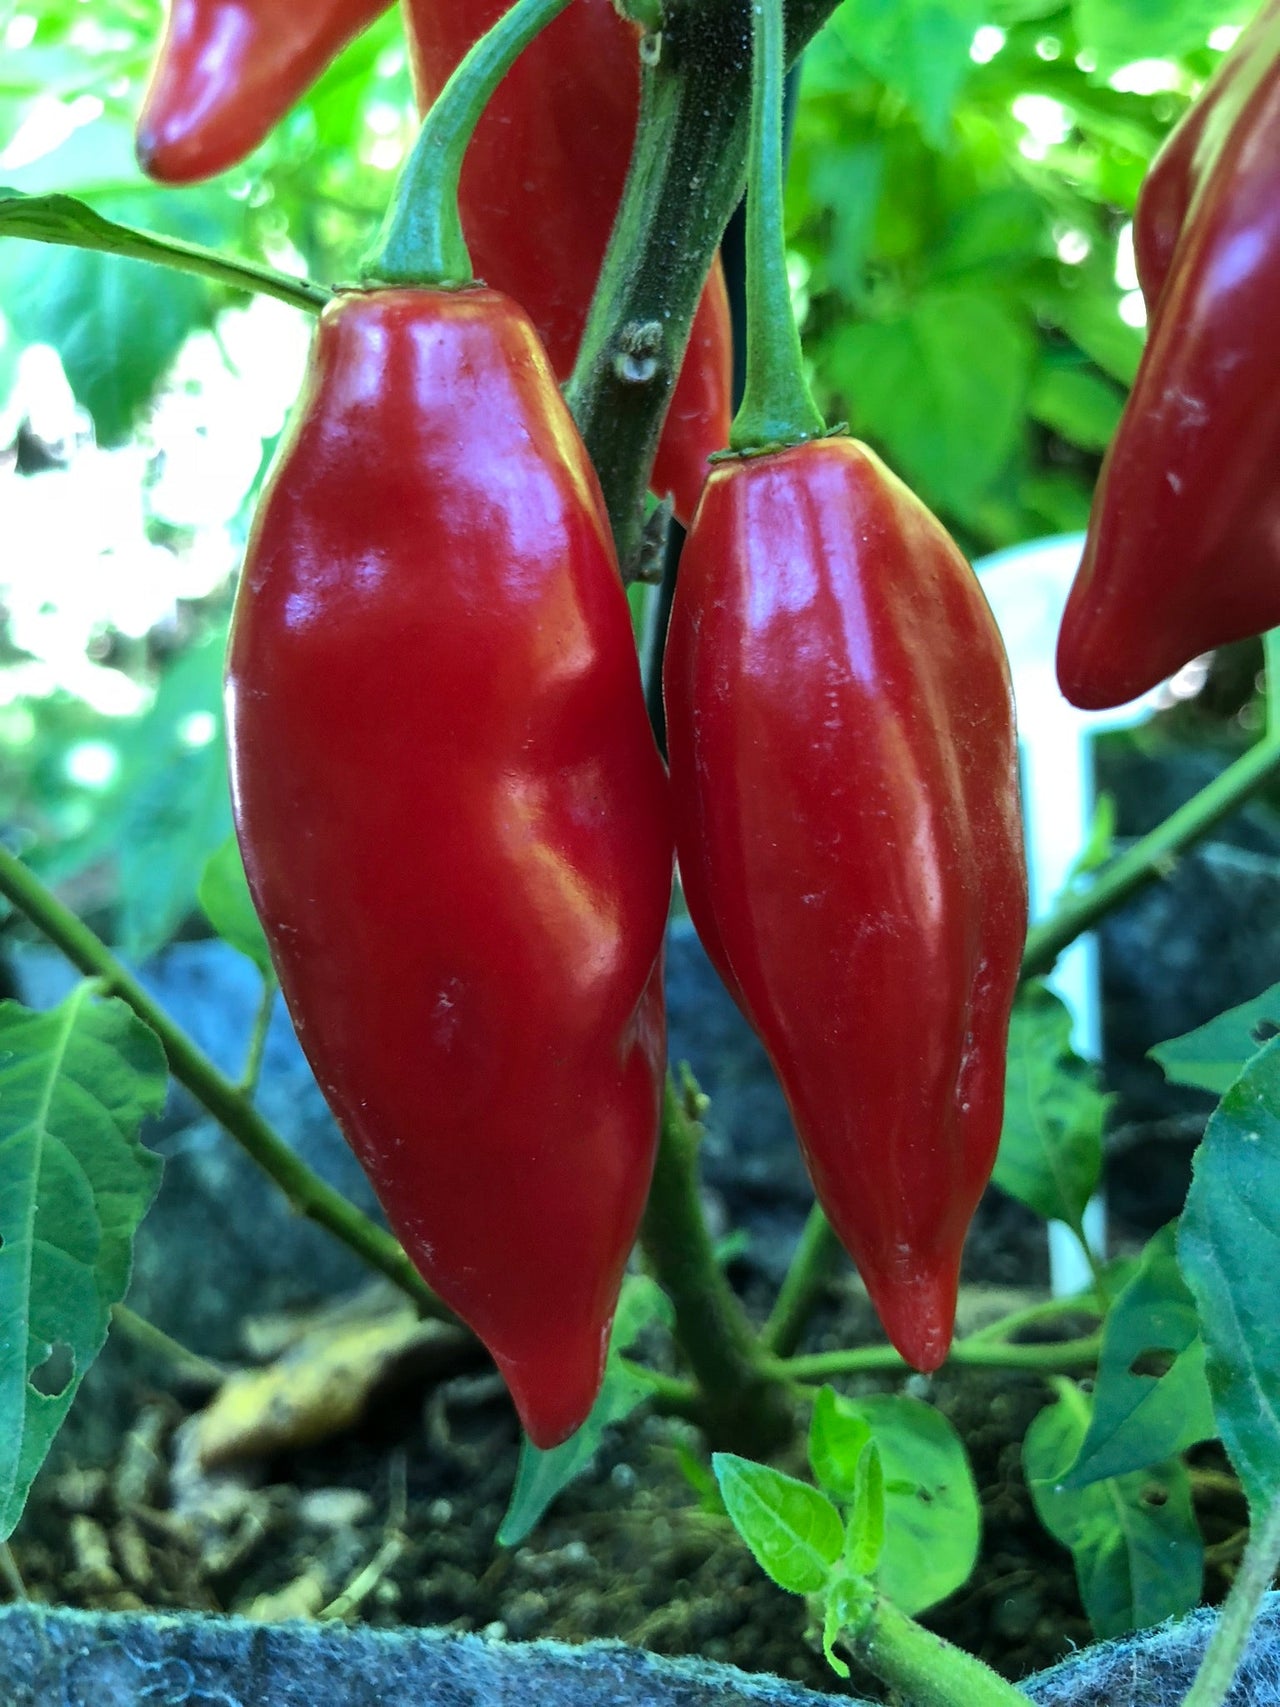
[137,0,390,183]
[403,0,732,524]
[1056,1,1280,709]
[226,286,673,1448]
[664,438,1027,1371]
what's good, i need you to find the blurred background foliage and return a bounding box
[0,0,1258,955]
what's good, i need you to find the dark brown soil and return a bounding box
[5,1276,1157,1701]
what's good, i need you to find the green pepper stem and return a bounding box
[760,1203,842,1356]
[640,1073,794,1453]
[729,0,825,453]
[1182,1491,1280,1707]
[849,1593,1033,1707]
[772,1332,1101,1383]
[361,0,576,287]
[1021,728,1280,980]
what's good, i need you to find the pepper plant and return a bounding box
[2,1,1280,1704]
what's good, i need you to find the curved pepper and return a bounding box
[403,0,732,524]
[1057,2,1280,710]
[137,0,391,183]
[226,287,673,1448]
[664,438,1027,1371]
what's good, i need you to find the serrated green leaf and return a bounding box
[496,1275,671,1546]
[831,0,986,147]
[0,987,166,1539]
[994,982,1106,1231]
[831,290,1031,512]
[1025,1381,1203,1639]
[1178,1038,1280,1517]
[198,837,273,977]
[1063,1225,1215,1488]
[820,1391,980,1614]
[1152,984,1280,1097]
[713,1454,844,1595]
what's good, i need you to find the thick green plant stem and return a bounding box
[849,1593,1032,1707]
[1022,729,1280,979]
[0,847,447,1322]
[760,1204,842,1356]
[640,1074,794,1452]
[729,0,824,452]
[1182,1492,1280,1707]
[567,0,841,566]
[362,0,576,286]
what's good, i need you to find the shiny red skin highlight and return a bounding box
[226,288,673,1448]
[1058,2,1280,710]
[663,438,1027,1371]
[137,0,389,183]
[404,0,732,525]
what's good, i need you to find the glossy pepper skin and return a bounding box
[137,0,390,183]
[226,287,673,1449]
[664,438,1027,1370]
[1056,0,1280,710]
[403,0,732,524]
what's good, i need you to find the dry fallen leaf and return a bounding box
[189,1305,472,1469]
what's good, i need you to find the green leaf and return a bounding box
[0,117,317,441]
[844,1441,886,1577]
[1028,364,1126,453]
[831,290,1031,513]
[93,634,234,958]
[198,837,273,977]
[822,1594,852,1679]
[994,983,1107,1231]
[932,187,1047,281]
[831,0,986,147]
[1025,1381,1203,1639]
[816,1391,980,1615]
[0,988,166,1540]
[1073,0,1252,74]
[713,1454,844,1595]
[1063,1225,1215,1488]
[809,1383,872,1498]
[1178,1037,1280,1516]
[1044,289,1144,389]
[497,1275,671,1546]
[1152,983,1280,1097]
[674,1443,723,1513]
[0,189,326,317]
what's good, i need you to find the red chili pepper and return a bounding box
[403,0,732,524]
[137,0,390,183]
[226,286,673,1448]
[1057,2,1280,710]
[664,438,1027,1371]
